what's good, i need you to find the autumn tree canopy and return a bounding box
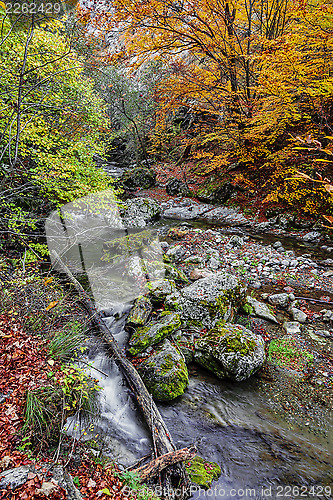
[77,0,333,218]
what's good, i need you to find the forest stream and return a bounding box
[64,203,333,500]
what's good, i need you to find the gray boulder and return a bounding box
[283,321,301,334]
[147,279,177,303]
[128,312,181,355]
[290,307,307,323]
[246,296,279,324]
[163,200,213,220]
[165,272,247,329]
[120,198,160,228]
[194,324,265,381]
[166,244,187,262]
[137,340,189,401]
[303,231,321,243]
[268,293,290,308]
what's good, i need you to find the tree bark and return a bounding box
[133,446,197,483]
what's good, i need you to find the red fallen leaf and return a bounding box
[27,472,36,480]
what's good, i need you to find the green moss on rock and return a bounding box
[194,323,265,381]
[146,279,177,304]
[126,296,152,329]
[128,313,181,355]
[185,456,221,489]
[137,340,189,401]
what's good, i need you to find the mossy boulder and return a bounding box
[194,323,265,381]
[165,244,187,262]
[197,181,236,204]
[121,167,156,190]
[136,340,189,401]
[102,229,154,263]
[185,456,221,489]
[128,312,181,355]
[164,264,189,283]
[165,272,247,329]
[146,279,177,304]
[125,296,152,330]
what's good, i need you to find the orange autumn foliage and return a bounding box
[77,0,333,218]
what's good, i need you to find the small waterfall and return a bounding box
[65,307,151,466]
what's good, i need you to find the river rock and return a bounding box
[229,235,244,247]
[194,324,265,381]
[283,321,301,335]
[303,231,321,243]
[136,340,188,401]
[166,178,190,196]
[290,307,307,323]
[185,456,221,489]
[120,198,160,228]
[121,167,156,190]
[165,244,187,262]
[147,279,177,303]
[128,312,181,355]
[246,296,279,324]
[322,310,333,322]
[268,293,290,308]
[0,466,30,490]
[164,272,247,329]
[125,296,152,330]
[189,268,214,281]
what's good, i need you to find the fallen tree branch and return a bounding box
[51,251,191,499]
[133,446,197,483]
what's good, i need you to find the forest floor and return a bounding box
[0,307,152,500]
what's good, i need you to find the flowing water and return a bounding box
[66,218,333,500]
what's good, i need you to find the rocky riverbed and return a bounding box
[45,188,333,496]
[106,193,333,447]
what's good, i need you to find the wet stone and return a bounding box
[283,321,301,335]
[268,293,290,308]
[136,340,189,401]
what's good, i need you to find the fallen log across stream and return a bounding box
[52,251,193,500]
[132,446,197,483]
